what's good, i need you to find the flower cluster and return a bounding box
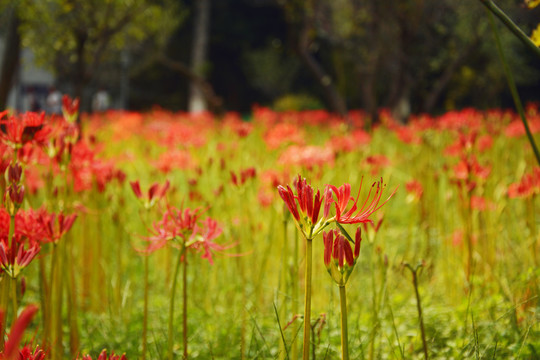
[278,175,396,285]
[146,206,228,264]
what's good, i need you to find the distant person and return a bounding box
[92,88,110,112]
[46,86,62,114]
[27,87,41,112]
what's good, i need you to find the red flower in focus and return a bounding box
[327,178,397,225]
[323,228,362,286]
[277,175,332,239]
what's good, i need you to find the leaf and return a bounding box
[531,24,540,47]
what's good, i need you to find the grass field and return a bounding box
[0,104,539,359]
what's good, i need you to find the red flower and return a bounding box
[38,211,77,244]
[0,112,50,149]
[230,168,256,186]
[508,168,540,198]
[0,304,39,360]
[0,234,40,278]
[129,180,170,209]
[146,206,228,263]
[76,350,126,360]
[277,175,332,239]
[323,228,362,286]
[62,95,80,123]
[327,178,397,225]
[406,180,423,199]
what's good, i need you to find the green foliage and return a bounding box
[273,93,323,111]
[17,0,182,74]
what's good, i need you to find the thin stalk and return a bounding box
[303,239,313,360]
[0,276,8,352]
[279,213,289,360]
[486,8,540,166]
[38,254,49,347]
[8,215,14,250]
[182,254,188,360]
[405,264,429,360]
[479,0,540,59]
[292,228,299,360]
[10,277,17,321]
[339,285,349,360]
[168,247,185,360]
[142,255,149,360]
[53,243,64,360]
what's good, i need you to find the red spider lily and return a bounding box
[264,123,305,149]
[0,304,39,360]
[230,167,256,186]
[76,350,126,360]
[145,206,228,263]
[323,228,362,286]
[0,112,51,149]
[451,155,491,192]
[327,178,397,225]
[6,163,23,184]
[508,168,540,198]
[3,184,25,215]
[278,145,334,170]
[37,211,77,244]
[17,345,45,360]
[130,180,170,209]
[277,175,332,239]
[62,95,80,123]
[406,180,424,200]
[0,234,40,278]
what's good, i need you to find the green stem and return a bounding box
[303,239,312,360]
[0,277,8,352]
[168,247,185,360]
[339,285,349,360]
[10,277,17,322]
[142,255,149,360]
[479,0,540,59]
[486,7,540,166]
[292,228,299,360]
[8,215,14,250]
[183,254,188,360]
[406,264,429,360]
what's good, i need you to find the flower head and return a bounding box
[0,234,40,278]
[277,175,332,239]
[323,228,362,286]
[327,178,396,225]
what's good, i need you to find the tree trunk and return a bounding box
[423,38,480,113]
[157,54,223,113]
[0,6,20,111]
[74,30,88,126]
[188,0,211,113]
[297,25,348,119]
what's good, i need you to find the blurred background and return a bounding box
[0,0,538,119]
